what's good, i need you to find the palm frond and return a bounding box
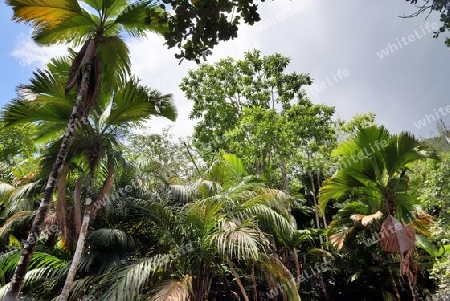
[168,185,196,203]
[107,80,176,127]
[350,211,383,226]
[68,275,101,300]
[385,132,421,176]
[0,183,14,197]
[148,276,191,301]
[260,256,301,301]
[207,154,247,189]
[32,11,96,46]
[329,228,352,250]
[114,0,169,37]
[239,204,294,244]
[83,0,128,18]
[96,36,131,91]
[6,0,83,29]
[318,175,365,214]
[2,97,72,126]
[87,228,136,253]
[379,215,415,253]
[245,187,293,218]
[94,255,174,301]
[0,251,65,282]
[0,211,35,242]
[411,209,435,237]
[22,266,64,288]
[211,219,268,261]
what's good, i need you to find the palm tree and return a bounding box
[2,56,176,300]
[319,125,436,300]
[58,80,176,301]
[3,1,169,297]
[130,154,301,300]
[52,154,299,301]
[0,154,301,300]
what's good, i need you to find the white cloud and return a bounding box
[10,32,68,69]
[9,0,450,139]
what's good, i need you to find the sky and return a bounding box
[1,0,449,139]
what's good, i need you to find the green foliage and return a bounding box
[8,0,274,62]
[406,0,450,45]
[320,126,434,219]
[181,50,335,190]
[411,152,450,298]
[182,50,311,154]
[163,0,269,62]
[0,123,37,166]
[125,129,200,185]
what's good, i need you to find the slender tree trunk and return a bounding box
[227,258,249,301]
[293,247,301,290]
[5,64,92,301]
[58,213,90,301]
[57,164,114,301]
[71,178,83,253]
[251,265,257,301]
[308,171,323,247]
[56,164,69,249]
[270,238,287,301]
[308,170,329,299]
[388,259,401,300]
[192,267,212,301]
[280,159,289,193]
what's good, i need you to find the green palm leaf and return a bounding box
[211,219,268,261]
[87,228,136,253]
[0,211,35,242]
[83,0,127,16]
[107,80,176,126]
[2,98,72,126]
[96,36,131,92]
[6,0,83,28]
[32,12,96,46]
[95,255,174,301]
[114,0,169,37]
[319,175,365,214]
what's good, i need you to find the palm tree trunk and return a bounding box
[293,247,301,290]
[192,265,212,301]
[58,213,90,301]
[71,178,83,253]
[251,265,257,301]
[227,258,249,301]
[308,171,329,299]
[56,164,69,249]
[57,164,114,301]
[308,171,323,247]
[5,64,92,301]
[270,238,287,301]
